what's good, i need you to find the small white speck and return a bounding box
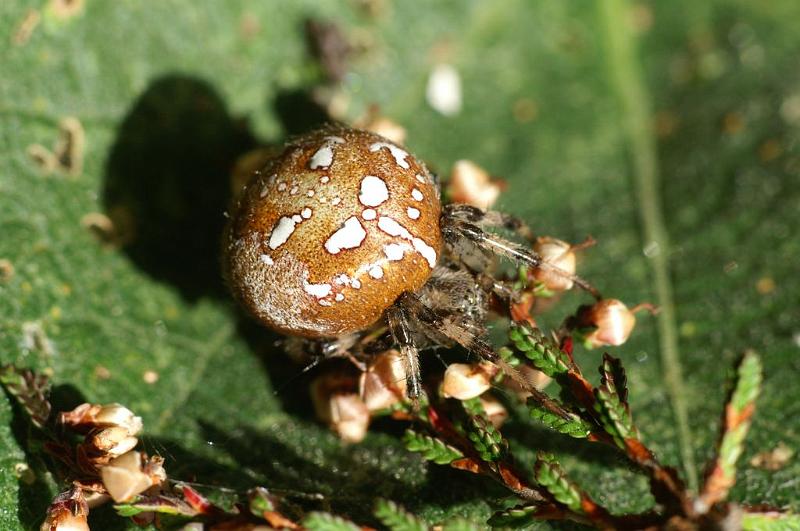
[318,197,327,203]
[335,293,345,301]
[290,186,299,195]
[260,254,274,265]
[407,207,420,219]
[332,197,342,205]
[369,142,410,169]
[268,216,298,249]
[359,175,390,207]
[426,63,462,116]
[369,265,384,279]
[324,216,367,254]
[309,145,334,169]
[416,174,426,184]
[320,176,330,183]
[277,182,287,192]
[334,274,351,285]
[301,207,313,219]
[325,136,345,144]
[319,300,333,306]
[351,279,362,289]
[307,190,315,197]
[643,241,660,257]
[260,185,269,197]
[304,281,332,298]
[411,188,423,201]
[292,214,303,223]
[362,208,377,220]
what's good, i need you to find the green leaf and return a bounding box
[741,511,800,531]
[374,499,429,531]
[528,401,592,439]
[507,323,571,377]
[403,430,464,465]
[303,512,361,531]
[533,453,584,514]
[1,0,798,529]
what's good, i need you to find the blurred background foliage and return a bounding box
[1,0,798,529]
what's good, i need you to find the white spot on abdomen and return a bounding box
[369,142,410,169]
[377,216,437,268]
[359,176,390,207]
[407,207,420,219]
[369,265,384,279]
[268,216,298,249]
[309,145,334,169]
[324,216,367,254]
[301,207,313,219]
[384,243,409,261]
[303,281,332,299]
[411,188,423,201]
[362,208,376,220]
[260,254,274,265]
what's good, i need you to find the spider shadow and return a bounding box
[102,75,333,418]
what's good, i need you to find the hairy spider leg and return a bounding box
[396,291,574,420]
[385,304,423,400]
[441,206,601,299]
[444,203,536,243]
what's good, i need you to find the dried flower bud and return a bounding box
[479,396,508,428]
[356,110,407,145]
[442,362,498,401]
[531,237,576,292]
[311,375,370,443]
[100,451,155,502]
[41,488,89,531]
[503,365,552,398]
[579,299,637,348]
[447,160,503,211]
[359,349,407,411]
[60,403,142,435]
[85,426,139,458]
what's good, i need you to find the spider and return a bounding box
[223,126,597,400]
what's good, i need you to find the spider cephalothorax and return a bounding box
[224,126,595,398]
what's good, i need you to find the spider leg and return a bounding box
[396,292,573,419]
[442,215,601,299]
[385,304,423,400]
[444,203,535,242]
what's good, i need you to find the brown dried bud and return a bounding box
[356,109,407,145]
[441,362,498,401]
[100,451,156,502]
[579,299,637,348]
[311,375,370,443]
[531,237,577,292]
[84,426,139,458]
[359,349,407,412]
[503,365,552,398]
[60,403,142,435]
[41,488,89,531]
[479,396,508,428]
[447,160,503,211]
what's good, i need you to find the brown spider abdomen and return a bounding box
[224,127,443,338]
